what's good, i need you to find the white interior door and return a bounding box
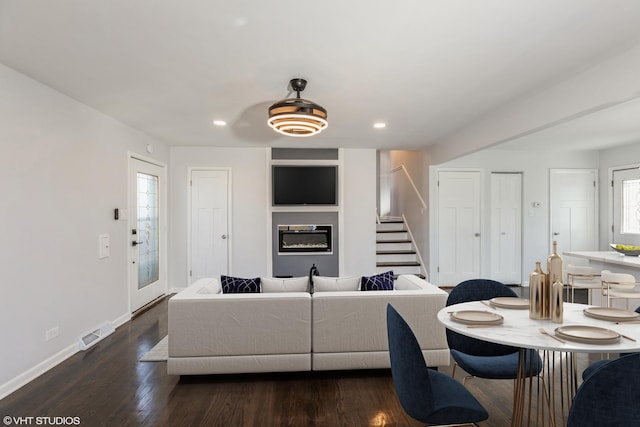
[490,173,522,284]
[612,167,640,245]
[550,169,598,255]
[437,170,481,285]
[190,169,230,283]
[129,157,166,312]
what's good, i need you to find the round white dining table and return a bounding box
[438,301,640,353]
[438,300,640,426]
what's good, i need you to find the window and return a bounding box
[137,172,159,288]
[621,178,640,234]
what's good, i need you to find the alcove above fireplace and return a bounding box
[278,225,333,254]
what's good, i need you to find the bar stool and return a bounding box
[600,270,640,309]
[565,265,601,304]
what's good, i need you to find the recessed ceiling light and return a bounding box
[373,122,386,129]
[213,120,227,126]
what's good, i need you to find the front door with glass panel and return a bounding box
[129,157,166,312]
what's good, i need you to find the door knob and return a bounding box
[221,234,228,239]
[131,241,143,246]
[474,233,480,237]
[553,232,560,236]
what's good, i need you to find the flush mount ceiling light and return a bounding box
[267,78,328,137]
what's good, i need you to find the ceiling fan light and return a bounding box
[267,79,328,137]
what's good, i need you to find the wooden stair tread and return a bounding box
[376,250,416,255]
[377,261,421,267]
[376,229,407,233]
[376,239,412,244]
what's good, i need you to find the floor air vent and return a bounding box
[78,322,115,350]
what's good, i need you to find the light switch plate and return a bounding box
[99,233,110,259]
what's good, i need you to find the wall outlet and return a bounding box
[45,326,59,341]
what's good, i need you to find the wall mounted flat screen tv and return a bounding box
[272,165,338,206]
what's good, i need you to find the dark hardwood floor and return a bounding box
[1,288,601,427]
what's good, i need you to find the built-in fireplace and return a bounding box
[278,224,333,254]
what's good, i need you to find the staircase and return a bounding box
[376,217,425,279]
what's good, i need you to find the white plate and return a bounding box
[583,307,640,322]
[450,310,503,325]
[490,297,530,309]
[555,325,620,344]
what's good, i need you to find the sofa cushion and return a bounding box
[360,270,394,291]
[261,276,308,293]
[313,276,360,292]
[221,275,261,293]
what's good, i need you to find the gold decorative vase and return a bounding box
[551,278,564,323]
[529,261,549,319]
[547,240,563,291]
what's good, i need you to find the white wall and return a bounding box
[388,150,429,277]
[168,147,270,287]
[430,148,599,285]
[341,149,377,276]
[0,64,169,397]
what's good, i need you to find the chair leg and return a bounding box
[462,375,474,386]
[451,363,475,386]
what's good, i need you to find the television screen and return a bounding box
[273,166,337,205]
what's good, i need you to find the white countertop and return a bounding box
[438,301,640,353]
[564,251,640,269]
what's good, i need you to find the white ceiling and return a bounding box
[492,96,640,152]
[1,0,640,152]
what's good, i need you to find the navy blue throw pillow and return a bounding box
[360,270,394,291]
[221,275,261,293]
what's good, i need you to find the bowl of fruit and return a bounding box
[610,244,640,256]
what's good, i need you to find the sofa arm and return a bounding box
[172,277,222,297]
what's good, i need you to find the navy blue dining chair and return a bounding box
[446,279,542,384]
[568,353,640,426]
[386,304,489,425]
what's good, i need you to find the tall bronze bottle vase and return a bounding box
[547,240,563,294]
[529,261,549,319]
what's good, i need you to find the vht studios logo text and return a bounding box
[3,416,81,426]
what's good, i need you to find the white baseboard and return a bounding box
[0,343,77,400]
[0,311,132,401]
[113,312,131,328]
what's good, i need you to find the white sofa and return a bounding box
[167,277,312,375]
[312,274,450,370]
[167,275,449,375]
